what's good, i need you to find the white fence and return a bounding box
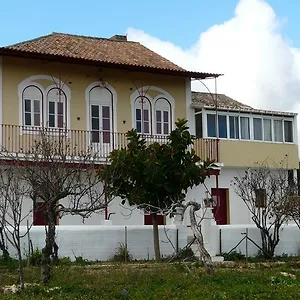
[4,214,300,261]
[217,224,300,256]
[4,225,188,261]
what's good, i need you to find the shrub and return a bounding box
[222,251,245,261]
[111,243,132,262]
[28,248,42,266]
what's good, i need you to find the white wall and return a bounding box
[4,225,188,261]
[166,167,253,225]
[216,224,300,256]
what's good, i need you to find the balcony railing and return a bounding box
[194,138,219,162]
[0,125,219,162]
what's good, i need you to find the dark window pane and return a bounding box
[156,111,161,122]
[163,123,169,134]
[103,132,111,143]
[284,120,293,142]
[34,113,40,126]
[25,113,31,125]
[156,122,162,134]
[144,121,150,133]
[102,106,110,118]
[207,114,216,137]
[274,120,283,142]
[229,116,239,139]
[163,111,169,122]
[49,102,55,114]
[91,131,99,143]
[143,109,149,121]
[136,109,141,121]
[92,118,99,130]
[91,105,99,118]
[102,119,110,131]
[195,114,203,138]
[253,118,262,140]
[34,100,40,113]
[136,121,142,133]
[57,115,63,128]
[218,115,227,138]
[263,119,272,141]
[240,117,250,139]
[25,99,31,112]
[49,115,55,127]
[58,102,64,115]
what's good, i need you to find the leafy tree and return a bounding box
[99,119,214,260]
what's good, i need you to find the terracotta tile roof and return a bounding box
[0,32,220,79]
[191,92,297,116]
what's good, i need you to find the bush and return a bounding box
[28,248,42,266]
[111,243,132,262]
[222,251,245,261]
[0,254,19,269]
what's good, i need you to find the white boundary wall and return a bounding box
[4,225,188,261]
[215,224,300,256]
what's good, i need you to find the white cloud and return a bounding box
[127,0,300,117]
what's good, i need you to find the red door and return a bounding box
[211,188,228,225]
[33,202,47,226]
[144,214,165,225]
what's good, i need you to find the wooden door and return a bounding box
[211,188,228,225]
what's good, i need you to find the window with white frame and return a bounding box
[134,96,152,134]
[204,110,294,143]
[154,98,171,135]
[22,86,43,127]
[240,117,250,140]
[88,86,113,144]
[206,114,227,138]
[229,116,239,139]
[47,88,66,128]
[284,120,293,142]
[19,76,70,132]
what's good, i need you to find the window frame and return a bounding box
[19,76,71,135]
[46,87,67,130]
[202,109,295,144]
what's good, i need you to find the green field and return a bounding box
[1,262,300,299]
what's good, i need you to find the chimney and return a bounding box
[109,34,127,42]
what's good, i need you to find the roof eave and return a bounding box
[191,103,297,117]
[0,47,220,79]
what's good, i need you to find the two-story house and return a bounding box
[0,32,220,226]
[185,91,299,225]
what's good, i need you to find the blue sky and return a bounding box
[1,0,300,121]
[0,0,299,48]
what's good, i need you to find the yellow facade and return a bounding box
[219,139,299,169]
[2,56,187,132]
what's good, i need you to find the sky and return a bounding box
[1,0,300,117]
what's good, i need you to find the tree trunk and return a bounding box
[152,213,161,261]
[187,202,214,275]
[0,227,9,258]
[16,245,25,289]
[40,209,56,284]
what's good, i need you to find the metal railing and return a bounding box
[0,124,219,162]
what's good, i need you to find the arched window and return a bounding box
[47,88,67,128]
[22,85,43,127]
[89,86,113,143]
[19,75,71,131]
[154,98,171,135]
[134,96,152,134]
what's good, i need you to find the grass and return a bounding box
[1,261,300,299]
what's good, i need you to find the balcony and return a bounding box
[0,125,219,163]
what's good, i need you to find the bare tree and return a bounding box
[183,201,214,274]
[1,128,110,284]
[0,164,32,289]
[232,160,293,258]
